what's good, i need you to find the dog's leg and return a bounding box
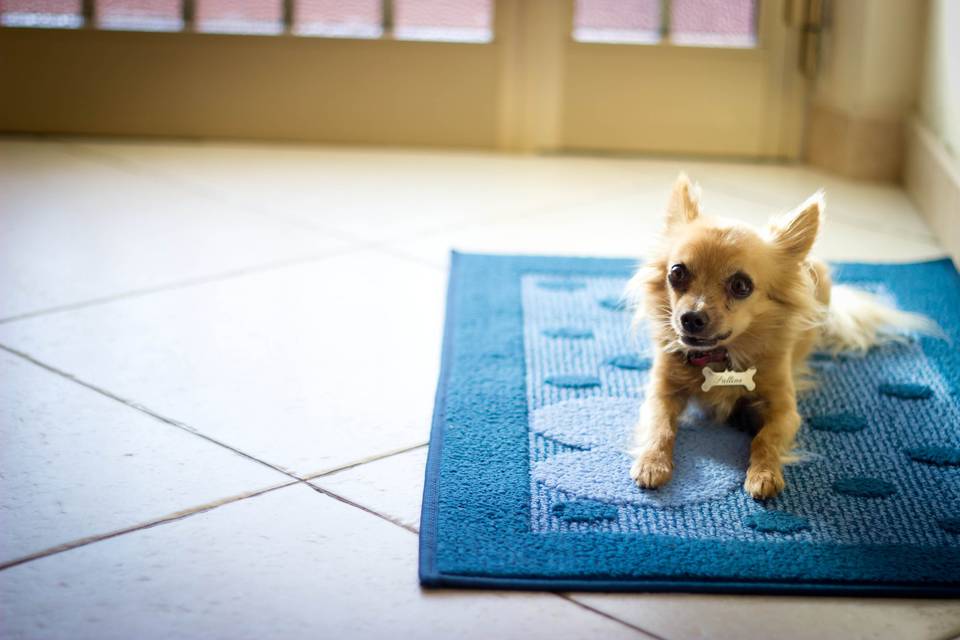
[629,380,686,489]
[744,388,800,499]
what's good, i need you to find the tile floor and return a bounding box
[1,136,958,640]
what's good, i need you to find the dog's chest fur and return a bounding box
[666,354,759,422]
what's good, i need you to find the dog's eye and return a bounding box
[668,263,690,289]
[727,273,754,299]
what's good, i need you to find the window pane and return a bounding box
[573,0,660,44]
[195,0,282,34]
[295,0,381,38]
[98,0,182,31]
[670,0,756,47]
[0,0,82,27]
[393,0,492,43]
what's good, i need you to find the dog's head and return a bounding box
[640,174,824,364]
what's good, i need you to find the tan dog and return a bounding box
[628,174,935,500]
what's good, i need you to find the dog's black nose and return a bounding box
[680,311,709,334]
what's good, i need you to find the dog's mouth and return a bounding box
[679,330,732,349]
[679,330,733,367]
[686,346,729,368]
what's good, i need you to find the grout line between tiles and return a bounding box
[559,595,667,640]
[370,243,449,271]
[0,247,362,325]
[3,463,657,638]
[306,484,419,534]
[0,343,302,481]
[0,442,436,572]
[301,442,428,481]
[0,479,301,571]
[0,233,456,326]
[0,183,657,326]
[303,485,665,638]
[0,338,439,568]
[0,343,435,484]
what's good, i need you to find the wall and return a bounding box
[806,0,925,181]
[0,27,501,148]
[917,0,960,171]
[904,0,960,267]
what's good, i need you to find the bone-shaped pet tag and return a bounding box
[701,367,757,392]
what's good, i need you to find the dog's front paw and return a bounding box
[744,465,785,500]
[630,453,673,489]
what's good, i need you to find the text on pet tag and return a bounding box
[701,367,757,392]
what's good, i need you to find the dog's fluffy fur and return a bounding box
[628,174,938,499]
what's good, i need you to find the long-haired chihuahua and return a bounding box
[628,174,936,499]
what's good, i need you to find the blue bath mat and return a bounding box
[419,253,960,596]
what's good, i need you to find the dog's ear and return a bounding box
[770,191,824,259]
[665,173,701,229]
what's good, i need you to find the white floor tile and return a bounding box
[585,156,940,240]
[0,251,445,477]
[310,446,429,531]
[568,592,960,640]
[69,139,670,242]
[0,140,353,320]
[0,351,288,564]
[388,186,945,268]
[0,483,650,640]
[812,218,946,263]
[40,138,945,246]
[696,162,939,240]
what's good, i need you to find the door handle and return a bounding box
[798,0,824,79]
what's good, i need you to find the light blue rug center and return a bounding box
[521,274,960,546]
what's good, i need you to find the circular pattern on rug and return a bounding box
[878,383,934,400]
[552,500,619,523]
[542,327,594,339]
[744,511,810,534]
[537,279,586,292]
[832,477,897,498]
[606,354,652,371]
[905,446,960,466]
[531,397,750,507]
[544,375,601,389]
[807,413,867,433]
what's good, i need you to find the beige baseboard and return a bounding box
[806,104,903,182]
[904,116,960,268]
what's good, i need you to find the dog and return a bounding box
[627,174,936,500]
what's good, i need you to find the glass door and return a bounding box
[0,0,805,157]
[558,0,806,158]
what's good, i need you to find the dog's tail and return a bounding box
[816,284,943,354]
